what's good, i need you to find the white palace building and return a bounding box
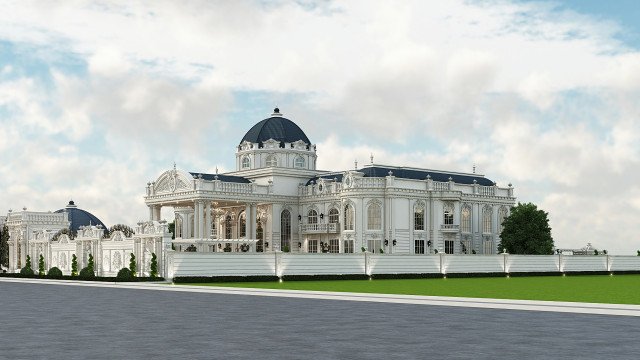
[4,108,516,275]
[148,108,515,256]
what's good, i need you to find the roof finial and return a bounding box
[271,106,282,117]
[215,166,219,174]
[370,153,374,164]
[354,159,358,169]
[173,162,176,171]
[473,163,476,174]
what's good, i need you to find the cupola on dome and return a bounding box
[240,108,311,146]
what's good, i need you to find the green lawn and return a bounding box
[180,275,640,305]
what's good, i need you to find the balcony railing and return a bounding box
[299,223,340,234]
[440,224,459,232]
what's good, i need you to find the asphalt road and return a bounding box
[1,282,638,359]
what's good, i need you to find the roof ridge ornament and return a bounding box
[271,106,282,117]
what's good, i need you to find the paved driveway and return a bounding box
[1,281,638,359]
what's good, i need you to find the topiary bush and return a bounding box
[117,267,133,281]
[129,253,137,277]
[71,254,78,276]
[20,255,34,276]
[47,267,63,278]
[38,254,45,276]
[150,253,158,278]
[79,267,96,280]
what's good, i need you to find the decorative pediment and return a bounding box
[239,141,254,151]
[263,138,280,149]
[57,234,71,244]
[111,231,125,241]
[154,167,192,194]
[292,140,307,150]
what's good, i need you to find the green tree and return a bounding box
[498,202,554,255]
[594,249,599,256]
[38,254,45,276]
[71,254,78,276]
[150,253,158,278]
[21,255,34,275]
[637,250,640,256]
[108,224,134,238]
[129,253,137,277]
[0,224,9,268]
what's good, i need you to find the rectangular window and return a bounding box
[367,239,382,253]
[462,239,471,254]
[329,239,339,253]
[483,239,493,254]
[343,240,354,253]
[414,240,425,254]
[445,240,454,254]
[308,239,318,253]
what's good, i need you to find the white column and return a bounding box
[198,201,205,239]
[250,203,257,240]
[205,202,212,239]
[245,203,251,239]
[193,201,200,239]
[154,206,161,222]
[149,206,154,221]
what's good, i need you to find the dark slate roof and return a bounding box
[240,115,310,146]
[189,172,251,183]
[306,166,495,186]
[54,201,107,233]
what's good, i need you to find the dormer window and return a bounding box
[294,156,305,169]
[241,156,250,169]
[266,155,278,167]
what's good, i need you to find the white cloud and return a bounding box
[1,0,640,254]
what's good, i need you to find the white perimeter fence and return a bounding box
[166,252,640,279]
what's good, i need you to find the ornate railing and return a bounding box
[299,223,340,234]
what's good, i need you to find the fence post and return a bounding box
[606,255,611,272]
[275,251,282,277]
[439,252,445,274]
[558,253,563,272]
[164,249,174,281]
[503,253,509,274]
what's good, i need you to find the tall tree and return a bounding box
[0,224,9,268]
[498,202,554,255]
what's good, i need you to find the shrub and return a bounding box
[379,248,384,254]
[79,267,96,280]
[150,253,158,278]
[20,255,34,276]
[129,253,137,277]
[594,249,599,256]
[47,267,63,278]
[38,254,45,276]
[87,254,95,273]
[116,267,133,281]
[434,249,439,254]
[637,250,640,256]
[283,245,290,253]
[361,247,366,253]
[603,250,608,255]
[71,254,78,276]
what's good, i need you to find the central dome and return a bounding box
[240,108,310,145]
[54,200,107,233]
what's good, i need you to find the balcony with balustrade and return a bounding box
[299,223,340,234]
[440,224,460,232]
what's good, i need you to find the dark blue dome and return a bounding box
[241,110,310,145]
[54,201,107,233]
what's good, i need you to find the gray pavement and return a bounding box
[1,281,638,359]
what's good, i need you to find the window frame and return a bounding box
[367,203,382,230]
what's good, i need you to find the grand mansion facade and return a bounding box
[146,108,516,256]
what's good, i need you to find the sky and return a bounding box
[0,0,639,254]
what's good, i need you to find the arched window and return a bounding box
[294,156,305,168]
[307,209,318,224]
[483,207,492,234]
[367,203,382,230]
[414,207,424,231]
[328,208,339,224]
[344,204,355,230]
[266,155,277,167]
[225,215,232,239]
[498,207,508,234]
[461,206,471,233]
[241,156,250,169]
[443,203,454,225]
[239,212,246,238]
[280,210,291,251]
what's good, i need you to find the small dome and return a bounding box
[54,201,107,233]
[240,110,311,146]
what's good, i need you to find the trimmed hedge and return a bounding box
[79,267,96,280]
[173,275,279,283]
[116,268,133,281]
[47,267,63,278]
